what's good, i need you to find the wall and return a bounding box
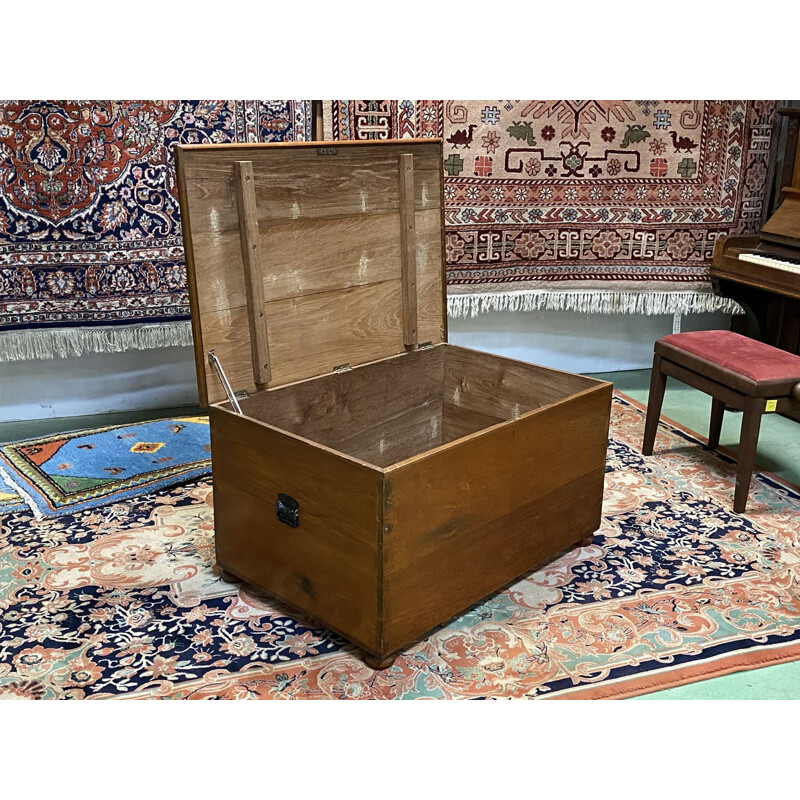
[448,309,730,373]
[0,310,729,423]
[1,345,199,422]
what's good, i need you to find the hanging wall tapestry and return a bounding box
[324,100,781,317]
[0,100,311,361]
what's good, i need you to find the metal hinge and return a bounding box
[418,341,434,350]
[333,362,352,373]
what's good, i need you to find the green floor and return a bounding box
[2,369,800,699]
[0,404,204,444]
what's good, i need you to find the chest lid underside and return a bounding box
[174,140,447,406]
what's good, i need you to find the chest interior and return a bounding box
[227,343,600,469]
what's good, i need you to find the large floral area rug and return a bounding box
[1,393,799,700]
[324,101,780,318]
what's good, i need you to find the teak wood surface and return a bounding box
[380,380,611,654]
[176,140,613,666]
[233,160,271,388]
[211,343,612,661]
[175,140,446,404]
[212,407,384,650]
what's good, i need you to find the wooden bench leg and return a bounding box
[642,353,666,456]
[708,397,725,450]
[733,395,765,514]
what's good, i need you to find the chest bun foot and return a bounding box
[364,652,397,670]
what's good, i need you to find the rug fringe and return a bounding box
[0,322,194,363]
[447,290,743,318]
[0,463,42,519]
[1,295,741,358]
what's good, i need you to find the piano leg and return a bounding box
[712,278,770,342]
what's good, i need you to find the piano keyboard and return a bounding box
[738,253,800,274]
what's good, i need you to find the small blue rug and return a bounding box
[0,467,28,515]
[0,416,211,519]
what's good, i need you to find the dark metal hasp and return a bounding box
[276,493,299,528]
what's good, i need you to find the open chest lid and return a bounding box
[174,139,447,406]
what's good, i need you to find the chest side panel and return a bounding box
[210,407,384,651]
[175,141,446,404]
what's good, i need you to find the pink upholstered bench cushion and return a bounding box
[655,330,800,397]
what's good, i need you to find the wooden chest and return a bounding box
[175,139,612,668]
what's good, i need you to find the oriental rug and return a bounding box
[0,100,311,361]
[2,394,800,700]
[324,101,781,318]
[0,416,210,519]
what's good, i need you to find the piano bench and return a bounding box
[641,329,800,513]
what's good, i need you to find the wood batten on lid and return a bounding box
[233,160,271,389]
[174,140,447,406]
[399,153,418,348]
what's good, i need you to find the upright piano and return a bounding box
[712,107,800,356]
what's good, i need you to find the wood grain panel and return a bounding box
[180,140,443,180]
[263,280,404,386]
[196,270,444,402]
[264,276,443,387]
[416,264,446,348]
[175,144,212,407]
[444,345,600,419]
[441,402,504,443]
[242,347,444,466]
[183,167,442,231]
[181,144,441,232]
[385,469,604,655]
[381,384,612,654]
[189,208,442,312]
[199,306,257,405]
[763,193,800,241]
[210,407,383,651]
[175,140,447,400]
[193,225,445,396]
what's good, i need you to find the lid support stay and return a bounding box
[208,350,244,414]
[234,160,272,389]
[399,153,418,349]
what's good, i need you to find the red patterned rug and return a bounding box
[0,100,310,361]
[2,393,800,699]
[324,100,781,317]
